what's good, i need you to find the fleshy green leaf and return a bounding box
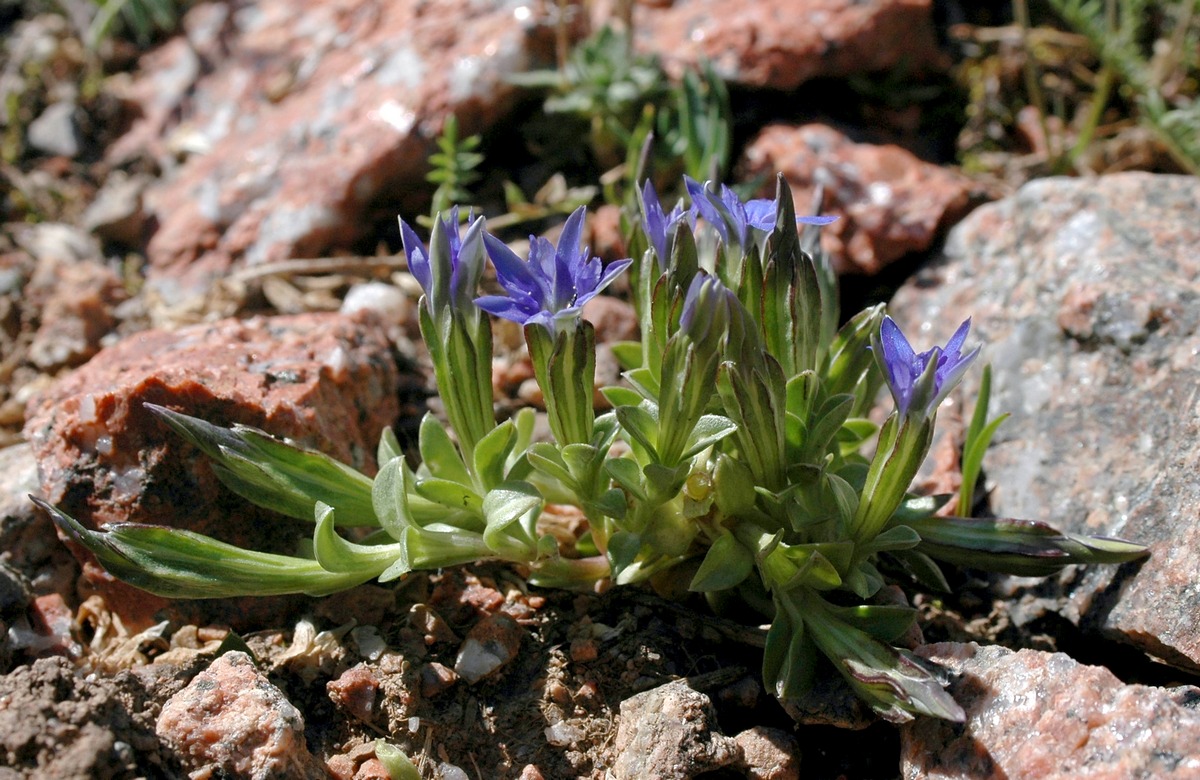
[147,404,377,526]
[906,515,1149,576]
[473,419,518,490]
[481,482,543,560]
[312,503,403,574]
[605,457,647,500]
[414,477,483,515]
[802,591,964,723]
[689,532,754,592]
[418,413,471,485]
[35,497,374,598]
[377,427,403,466]
[374,741,421,780]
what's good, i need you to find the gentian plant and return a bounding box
[36,174,1148,723]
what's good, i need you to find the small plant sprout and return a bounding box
[37,173,1149,724]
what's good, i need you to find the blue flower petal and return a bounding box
[399,218,431,296]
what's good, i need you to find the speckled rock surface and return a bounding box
[157,650,327,779]
[611,679,740,779]
[902,642,1200,779]
[888,173,1200,670]
[23,311,400,629]
[741,123,979,275]
[108,0,576,304]
[629,0,946,90]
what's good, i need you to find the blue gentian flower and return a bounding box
[878,316,980,418]
[476,207,633,333]
[684,176,837,252]
[639,180,688,270]
[399,207,486,315]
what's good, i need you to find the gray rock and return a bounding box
[889,173,1200,671]
[902,642,1200,779]
[27,100,80,157]
[82,173,151,246]
[611,679,740,780]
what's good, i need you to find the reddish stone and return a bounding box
[628,0,947,91]
[107,0,581,304]
[569,637,598,663]
[518,765,546,780]
[582,295,639,344]
[157,651,328,779]
[355,758,392,780]
[903,643,1200,779]
[453,612,525,684]
[25,259,126,371]
[327,663,380,723]
[408,603,458,647]
[419,661,459,699]
[429,569,506,626]
[733,726,801,780]
[740,123,980,275]
[23,311,400,630]
[612,680,740,779]
[27,593,78,657]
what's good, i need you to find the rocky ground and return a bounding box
[2,0,1200,778]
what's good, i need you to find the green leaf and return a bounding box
[607,531,642,580]
[861,524,922,555]
[610,341,643,371]
[472,419,517,490]
[374,740,421,780]
[642,462,691,497]
[959,365,1010,514]
[605,457,647,500]
[36,497,374,599]
[481,481,543,560]
[615,403,660,459]
[762,605,818,700]
[907,515,1149,576]
[837,418,879,456]
[601,385,645,408]
[526,444,576,488]
[418,413,471,485]
[826,603,918,644]
[890,494,949,523]
[886,549,951,592]
[414,478,483,515]
[681,414,736,459]
[712,454,756,516]
[312,503,403,574]
[372,458,413,541]
[802,591,964,723]
[689,532,754,592]
[377,427,403,466]
[147,404,377,527]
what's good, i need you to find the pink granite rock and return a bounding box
[741,123,979,275]
[157,650,328,779]
[628,0,947,90]
[108,0,578,304]
[327,663,380,724]
[733,726,801,780]
[902,643,1200,779]
[611,679,741,780]
[887,173,1200,672]
[23,310,400,629]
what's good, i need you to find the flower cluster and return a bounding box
[41,173,1149,727]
